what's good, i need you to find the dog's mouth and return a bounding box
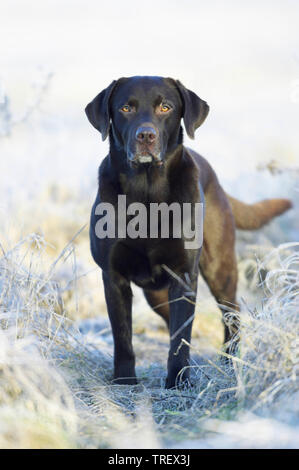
[138,155,153,163]
[128,152,163,168]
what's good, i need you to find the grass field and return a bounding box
[0,183,298,448]
[0,0,298,449]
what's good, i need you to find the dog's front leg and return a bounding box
[102,271,137,385]
[166,278,197,389]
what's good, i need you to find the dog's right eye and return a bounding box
[120,105,131,113]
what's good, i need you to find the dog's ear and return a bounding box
[175,80,209,139]
[85,80,118,141]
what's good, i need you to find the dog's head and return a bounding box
[85,76,209,167]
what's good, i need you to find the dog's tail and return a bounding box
[226,194,292,230]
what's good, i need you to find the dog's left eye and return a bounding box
[120,105,131,113]
[159,104,171,113]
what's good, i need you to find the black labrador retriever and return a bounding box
[85,76,291,388]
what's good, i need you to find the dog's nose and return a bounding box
[135,126,157,144]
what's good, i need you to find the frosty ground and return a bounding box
[0,0,298,448]
[0,178,298,448]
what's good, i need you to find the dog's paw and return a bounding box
[165,373,193,390]
[112,376,138,385]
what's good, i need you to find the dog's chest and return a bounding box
[119,237,192,290]
[119,170,169,204]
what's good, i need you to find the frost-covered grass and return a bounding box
[1,0,299,449]
[0,219,298,448]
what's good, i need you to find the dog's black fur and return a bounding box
[85,76,291,388]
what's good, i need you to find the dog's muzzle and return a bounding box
[129,124,163,166]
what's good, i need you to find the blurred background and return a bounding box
[1,0,299,202]
[1,0,298,317]
[0,0,298,449]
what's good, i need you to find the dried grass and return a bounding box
[0,229,298,448]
